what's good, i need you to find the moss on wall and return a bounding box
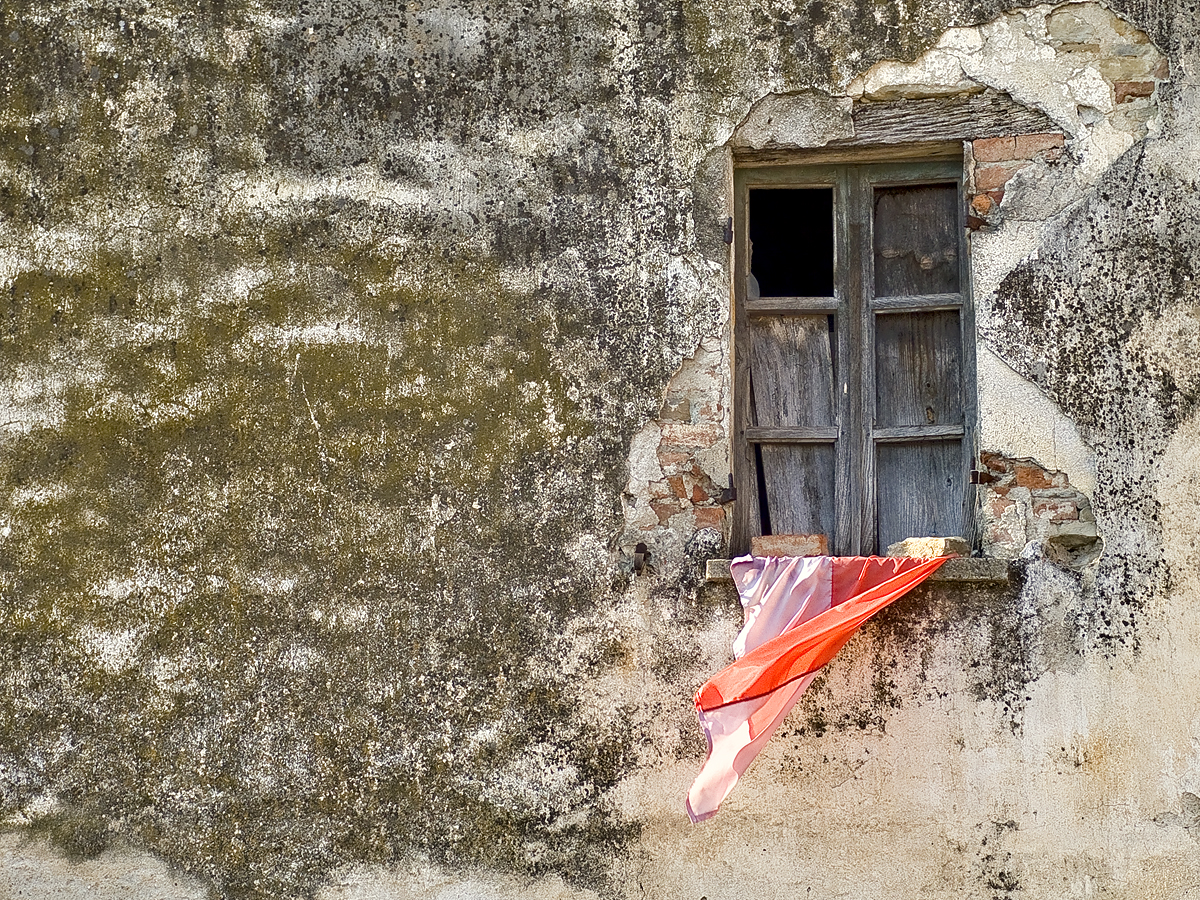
[1,0,1198,896]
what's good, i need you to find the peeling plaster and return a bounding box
[979,345,1097,495]
[1,0,1196,896]
[847,2,1167,179]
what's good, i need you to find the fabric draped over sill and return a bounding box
[686,554,949,823]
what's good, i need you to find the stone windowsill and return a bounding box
[704,556,1011,585]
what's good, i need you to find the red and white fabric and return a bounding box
[686,554,949,823]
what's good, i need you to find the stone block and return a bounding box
[1034,499,1079,522]
[1047,520,1100,549]
[1046,7,1101,45]
[706,558,733,583]
[885,536,970,558]
[1098,53,1162,83]
[659,397,691,422]
[751,533,828,557]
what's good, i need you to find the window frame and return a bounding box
[731,154,979,556]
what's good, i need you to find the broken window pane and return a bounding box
[749,188,835,298]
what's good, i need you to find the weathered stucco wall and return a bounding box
[1,0,1198,897]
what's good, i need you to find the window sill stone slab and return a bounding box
[704,557,1010,585]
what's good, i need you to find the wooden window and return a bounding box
[732,159,977,556]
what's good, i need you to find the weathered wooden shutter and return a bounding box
[870,179,970,551]
[733,159,975,556]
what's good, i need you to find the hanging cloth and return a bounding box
[686,554,949,823]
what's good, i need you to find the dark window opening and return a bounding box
[748,188,834,298]
[753,442,773,536]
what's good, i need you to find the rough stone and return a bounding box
[885,536,971,559]
[731,91,855,149]
[750,533,829,558]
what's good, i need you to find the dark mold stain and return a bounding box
[0,0,1196,896]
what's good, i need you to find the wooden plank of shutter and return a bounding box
[749,316,836,539]
[876,441,965,549]
[873,183,961,298]
[874,311,963,428]
[871,180,966,545]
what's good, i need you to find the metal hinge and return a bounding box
[719,475,737,503]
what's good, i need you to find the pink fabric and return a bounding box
[687,556,830,822]
[686,554,948,823]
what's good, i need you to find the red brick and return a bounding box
[971,193,996,216]
[981,452,1011,474]
[647,480,673,500]
[1115,81,1155,103]
[695,506,725,529]
[1034,499,1079,523]
[975,162,1026,192]
[987,189,1006,205]
[659,422,722,451]
[973,136,1016,162]
[657,450,690,468]
[987,497,1017,519]
[1014,463,1055,489]
[667,474,688,499]
[650,499,680,525]
[1014,132,1064,157]
[691,483,710,503]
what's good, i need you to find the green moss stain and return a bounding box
[1,0,1153,895]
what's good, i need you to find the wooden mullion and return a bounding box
[858,168,878,554]
[960,144,981,550]
[731,171,759,555]
[834,168,873,556]
[832,171,851,555]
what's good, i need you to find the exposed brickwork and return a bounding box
[969,132,1065,230]
[623,338,731,544]
[979,451,1100,566]
[1115,80,1156,103]
[973,136,1017,162]
[1015,132,1065,157]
